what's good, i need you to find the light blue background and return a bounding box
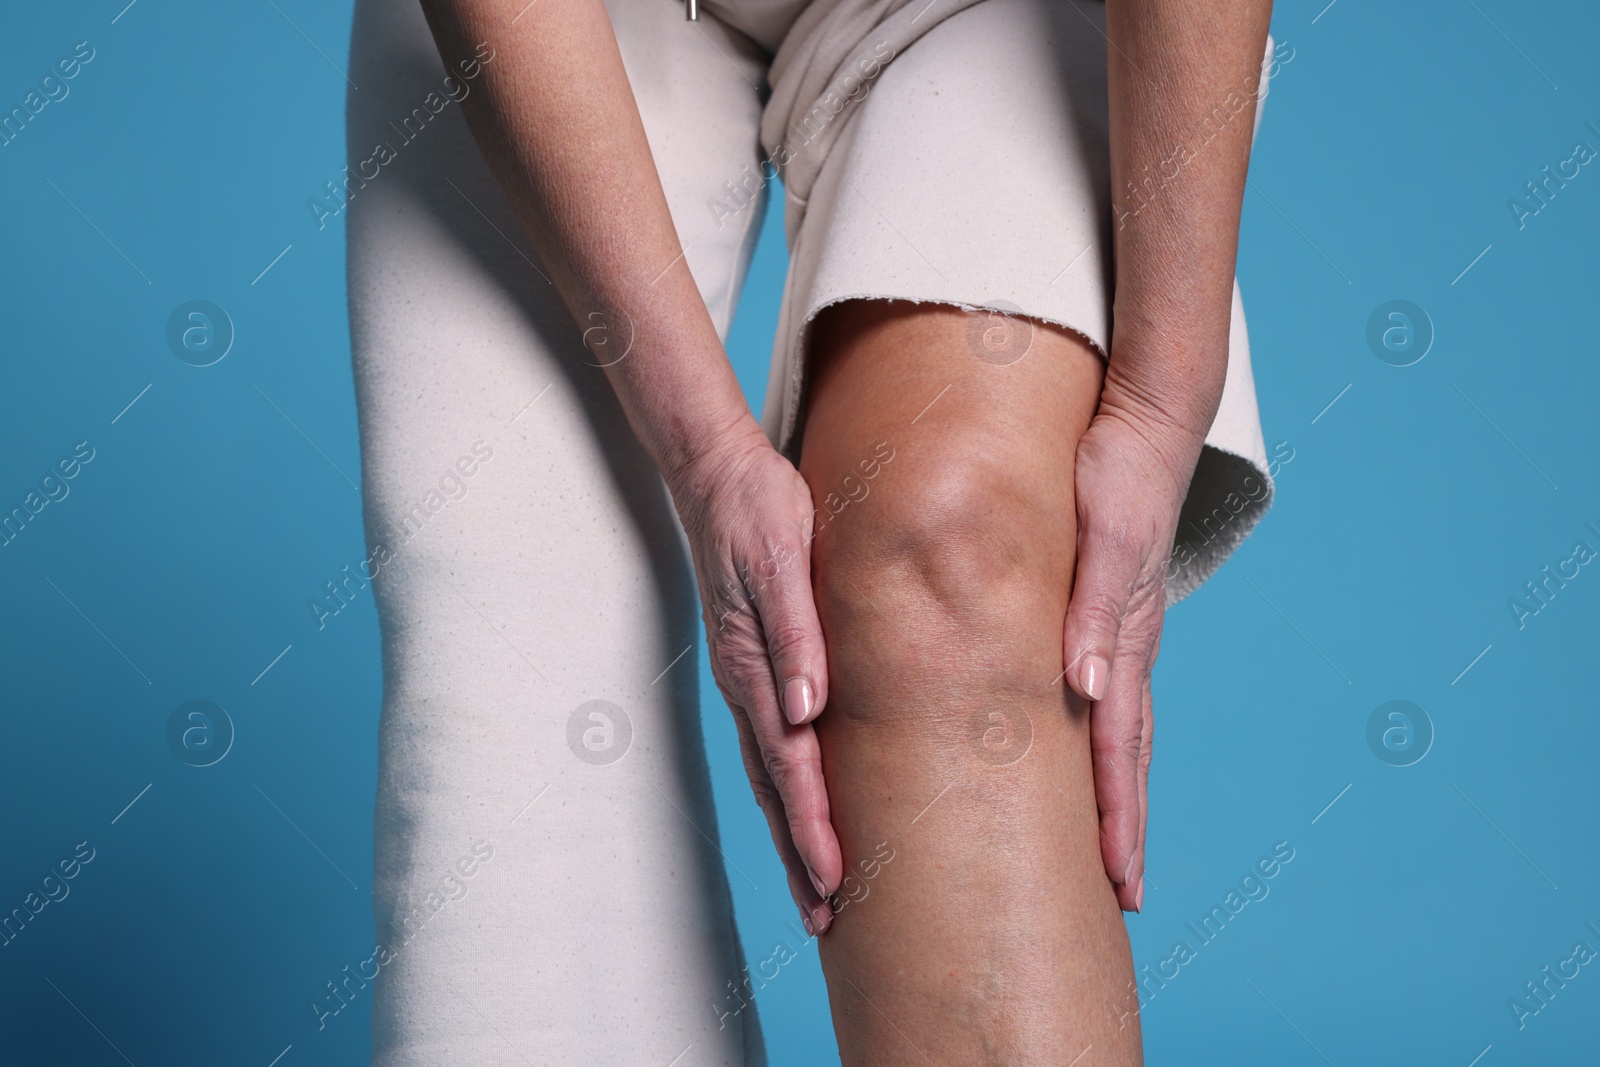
[1,1,1596,1064]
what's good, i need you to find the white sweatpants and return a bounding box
[345,0,772,1062]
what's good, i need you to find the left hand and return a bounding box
[1061,371,1203,913]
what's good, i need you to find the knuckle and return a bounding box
[735,728,766,774]
[761,618,814,663]
[762,747,799,790]
[1125,570,1168,617]
[1100,715,1145,766]
[707,604,757,648]
[710,639,770,692]
[761,745,816,799]
[747,774,780,813]
[1070,592,1128,639]
[741,751,781,808]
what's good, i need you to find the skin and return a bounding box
[419,0,1272,1058]
[800,301,1140,1064]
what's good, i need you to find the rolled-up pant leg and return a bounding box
[345,0,770,1062]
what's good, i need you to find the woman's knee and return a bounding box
[799,300,1102,717]
[809,437,1076,708]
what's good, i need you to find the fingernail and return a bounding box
[1081,654,1109,701]
[1123,855,1137,886]
[806,864,828,900]
[799,905,814,936]
[1134,876,1145,912]
[782,677,814,725]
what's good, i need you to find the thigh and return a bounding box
[345,0,769,1062]
[797,300,1140,1065]
[761,0,1114,458]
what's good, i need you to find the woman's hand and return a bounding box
[1061,374,1196,914]
[1076,0,1273,911]
[667,417,842,935]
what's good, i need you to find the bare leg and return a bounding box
[798,300,1142,1066]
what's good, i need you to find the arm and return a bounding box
[417,0,844,928]
[417,0,744,479]
[1063,0,1274,911]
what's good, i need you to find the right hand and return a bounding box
[667,417,843,935]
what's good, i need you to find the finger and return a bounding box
[1090,629,1148,910]
[748,534,830,726]
[1131,674,1155,913]
[710,611,844,903]
[727,704,836,935]
[736,659,844,902]
[1062,508,1141,703]
[739,536,843,900]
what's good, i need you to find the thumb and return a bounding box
[1062,511,1138,703]
[748,538,829,727]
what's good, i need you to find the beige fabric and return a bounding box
[750,0,1277,604]
[347,0,771,1061]
[758,0,988,242]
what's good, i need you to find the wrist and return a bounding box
[660,408,770,502]
[594,329,767,496]
[1098,343,1223,492]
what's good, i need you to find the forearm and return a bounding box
[418,0,760,485]
[1104,0,1273,478]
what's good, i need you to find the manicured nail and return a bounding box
[799,906,814,937]
[1134,876,1145,912]
[782,677,814,725]
[806,864,828,900]
[1123,855,1137,886]
[1081,654,1109,701]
